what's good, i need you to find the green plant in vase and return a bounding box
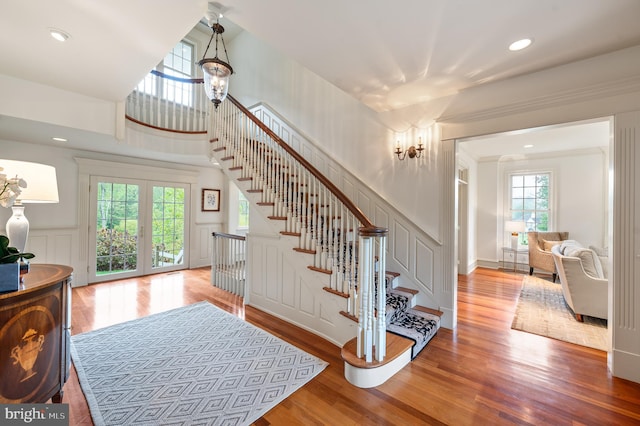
[0,235,35,264]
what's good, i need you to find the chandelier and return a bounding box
[198,17,233,108]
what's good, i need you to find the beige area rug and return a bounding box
[511,275,608,351]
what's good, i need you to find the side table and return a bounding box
[502,247,529,273]
[0,264,73,403]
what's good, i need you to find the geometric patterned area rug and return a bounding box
[511,275,608,351]
[71,301,328,425]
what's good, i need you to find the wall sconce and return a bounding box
[395,137,424,160]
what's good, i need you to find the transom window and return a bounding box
[509,173,550,234]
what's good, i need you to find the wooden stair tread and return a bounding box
[268,216,287,220]
[257,202,274,206]
[281,231,301,237]
[229,166,243,171]
[310,266,332,275]
[237,177,252,181]
[339,310,357,322]
[221,156,234,161]
[393,286,419,295]
[293,247,315,254]
[386,271,401,278]
[341,332,414,369]
[412,305,444,317]
[323,287,348,298]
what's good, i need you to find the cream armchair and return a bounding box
[551,244,608,321]
[527,231,569,282]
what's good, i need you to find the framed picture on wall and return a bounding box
[202,188,220,212]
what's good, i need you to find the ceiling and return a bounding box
[459,118,611,161]
[0,0,636,161]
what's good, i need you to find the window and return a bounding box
[238,192,249,229]
[136,40,195,106]
[162,41,195,106]
[163,41,194,78]
[509,173,550,242]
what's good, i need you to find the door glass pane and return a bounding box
[96,182,139,275]
[152,186,185,268]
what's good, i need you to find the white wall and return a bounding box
[0,138,224,286]
[228,32,442,240]
[471,149,606,268]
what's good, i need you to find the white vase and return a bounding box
[6,204,29,254]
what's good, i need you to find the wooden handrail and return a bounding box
[125,115,207,135]
[212,232,246,241]
[150,69,204,84]
[226,94,385,235]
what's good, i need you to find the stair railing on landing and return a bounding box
[125,70,209,133]
[209,95,389,362]
[211,232,246,297]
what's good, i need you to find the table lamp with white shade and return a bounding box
[505,220,526,250]
[1,160,59,253]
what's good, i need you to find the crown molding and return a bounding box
[438,74,640,124]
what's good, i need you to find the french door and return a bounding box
[88,176,190,283]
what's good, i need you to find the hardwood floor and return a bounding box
[63,267,640,425]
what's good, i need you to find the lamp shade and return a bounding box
[0,159,59,203]
[505,220,526,233]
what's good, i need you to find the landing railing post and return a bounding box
[357,227,388,362]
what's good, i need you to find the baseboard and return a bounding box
[476,259,499,270]
[611,348,640,384]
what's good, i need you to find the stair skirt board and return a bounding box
[387,309,441,359]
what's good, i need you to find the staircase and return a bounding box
[208,95,441,386]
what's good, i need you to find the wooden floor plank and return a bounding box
[61,267,640,425]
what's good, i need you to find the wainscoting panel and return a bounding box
[281,256,297,309]
[357,190,371,218]
[193,224,223,268]
[265,244,280,302]
[302,145,313,164]
[28,230,73,265]
[415,238,435,294]
[28,228,81,284]
[292,134,302,154]
[329,164,340,185]
[299,277,316,317]
[342,177,355,201]
[249,240,264,297]
[393,221,410,272]
[313,152,326,175]
[374,205,390,231]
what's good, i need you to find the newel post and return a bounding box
[357,226,388,362]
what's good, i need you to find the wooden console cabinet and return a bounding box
[0,264,72,403]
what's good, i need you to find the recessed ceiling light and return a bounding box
[524,144,534,148]
[509,38,532,51]
[52,137,67,142]
[49,28,70,42]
